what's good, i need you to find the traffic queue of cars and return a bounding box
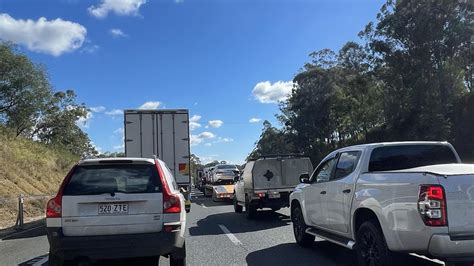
[46,141,474,266]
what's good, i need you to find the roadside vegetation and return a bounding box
[0,42,97,227]
[249,0,474,163]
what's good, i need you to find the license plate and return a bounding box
[268,192,280,199]
[98,203,129,215]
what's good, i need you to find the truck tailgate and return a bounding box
[408,164,474,237]
[438,173,474,237]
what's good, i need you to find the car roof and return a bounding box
[340,141,450,150]
[78,157,156,166]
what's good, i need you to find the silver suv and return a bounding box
[46,158,186,266]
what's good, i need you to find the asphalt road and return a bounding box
[0,189,445,266]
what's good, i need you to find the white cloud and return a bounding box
[204,143,212,147]
[208,120,223,128]
[249,118,261,123]
[114,127,124,135]
[90,106,106,113]
[105,109,123,116]
[113,143,125,150]
[0,13,86,56]
[81,44,99,54]
[88,0,147,19]
[77,111,93,129]
[109,28,128,38]
[190,131,216,146]
[214,137,233,143]
[190,122,201,131]
[252,80,294,104]
[139,101,161,110]
[190,115,201,122]
[189,115,201,131]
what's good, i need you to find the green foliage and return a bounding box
[0,42,97,156]
[247,120,297,161]
[251,0,473,163]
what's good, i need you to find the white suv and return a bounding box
[46,158,186,266]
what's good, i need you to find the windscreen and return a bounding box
[369,145,458,172]
[63,164,161,196]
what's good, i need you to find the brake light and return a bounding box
[46,196,62,218]
[46,166,76,218]
[155,160,181,213]
[255,192,266,198]
[418,185,447,226]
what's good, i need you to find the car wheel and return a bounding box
[170,243,186,266]
[48,252,63,266]
[356,221,394,266]
[291,206,314,247]
[245,199,256,219]
[233,195,243,213]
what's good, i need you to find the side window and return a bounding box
[333,151,362,180]
[311,158,336,183]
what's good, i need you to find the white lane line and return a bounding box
[200,204,208,209]
[218,224,242,246]
[32,255,48,266]
[409,253,445,265]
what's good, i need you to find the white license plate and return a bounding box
[268,192,280,199]
[98,203,129,215]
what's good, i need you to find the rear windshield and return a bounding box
[216,165,237,170]
[63,164,161,196]
[369,145,458,172]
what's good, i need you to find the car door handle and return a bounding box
[342,189,351,194]
[320,191,326,195]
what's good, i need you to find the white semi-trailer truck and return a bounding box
[124,109,191,212]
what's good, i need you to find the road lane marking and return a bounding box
[218,224,242,246]
[31,256,48,266]
[200,204,208,208]
[409,253,444,265]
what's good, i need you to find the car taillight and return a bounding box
[255,192,265,198]
[46,196,62,218]
[418,185,447,226]
[155,160,181,213]
[46,166,75,218]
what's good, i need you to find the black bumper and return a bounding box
[47,228,185,261]
[250,193,290,209]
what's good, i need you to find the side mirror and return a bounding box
[233,175,239,183]
[299,173,310,184]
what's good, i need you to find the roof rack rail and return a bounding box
[257,153,305,159]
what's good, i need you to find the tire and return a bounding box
[48,252,63,266]
[170,243,186,266]
[245,198,257,219]
[233,195,243,213]
[291,206,315,247]
[356,221,394,266]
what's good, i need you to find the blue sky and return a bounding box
[0,0,384,164]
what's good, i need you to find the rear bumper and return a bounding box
[250,192,290,208]
[47,228,185,261]
[428,234,474,261]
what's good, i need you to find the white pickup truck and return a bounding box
[290,142,474,266]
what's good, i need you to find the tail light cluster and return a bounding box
[418,185,447,226]
[46,167,75,218]
[255,192,266,198]
[155,160,181,213]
